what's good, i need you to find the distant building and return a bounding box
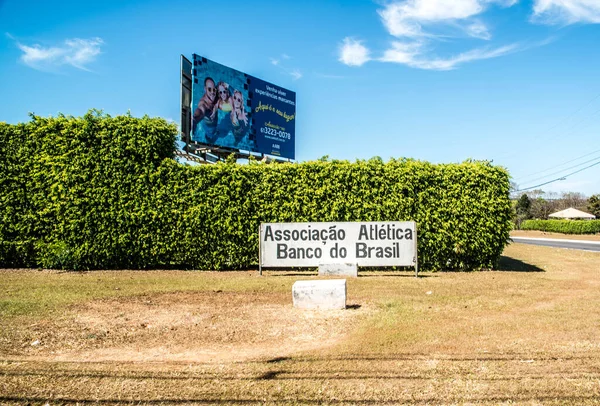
[548,207,596,220]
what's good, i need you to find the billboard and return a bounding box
[190,55,296,160]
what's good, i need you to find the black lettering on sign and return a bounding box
[277,243,288,259]
[356,242,368,258]
[358,225,368,240]
[264,225,274,241]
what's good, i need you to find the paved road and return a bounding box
[511,237,600,252]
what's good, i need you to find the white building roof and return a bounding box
[548,207,596,219]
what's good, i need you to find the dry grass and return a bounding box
[1,242,600,404]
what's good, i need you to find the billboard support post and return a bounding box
[180,55,192,148]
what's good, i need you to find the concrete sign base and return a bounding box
[318,263,358,277]
[292,279,347,310]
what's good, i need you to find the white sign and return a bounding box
[260,221,417,267]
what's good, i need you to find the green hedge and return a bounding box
[521,219,600,234]
[0,111,513,271]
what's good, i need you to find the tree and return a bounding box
[514,194,532,229]
[515,194,531,215]
[560,191,587,211]
[530,197,551,219]
[518,190,556,219]
[588,194,600,218]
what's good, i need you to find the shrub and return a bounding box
[521,219,600,234]
[0,111,512,271]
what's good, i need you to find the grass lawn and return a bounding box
[1,242,600,405]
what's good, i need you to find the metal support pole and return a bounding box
[258,224,263,276]
[414,224,419,278]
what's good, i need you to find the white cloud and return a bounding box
[337,0,585,71]
[290,69,303,80]
[532,0,600,24]
[380,40,519,70]
[63,38,103,70]
[271,53,293,66]
[338,0,525,70]
[379,41,424,65]
[270,54,302,80]
[465,20,492,39]
[378,0,513,39]
[15,37,103,71]
[18,43,66,66]
[490,0,519,7]
[338,37,371,67]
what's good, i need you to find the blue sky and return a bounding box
[1,0,600,196]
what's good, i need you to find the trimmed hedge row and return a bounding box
[0,112,513,271]
[521,219,600,234]
[1,111,175,269]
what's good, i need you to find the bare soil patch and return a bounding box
[7,290,370,363]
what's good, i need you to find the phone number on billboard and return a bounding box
[260,127,291,140]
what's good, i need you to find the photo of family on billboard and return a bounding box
[191,56,256,152]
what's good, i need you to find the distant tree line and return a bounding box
[513,189,600,228]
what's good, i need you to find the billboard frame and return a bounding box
[182,54,296,163]
[180,55,193,146]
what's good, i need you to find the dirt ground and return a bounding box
[4,290,370,364]
[2,243,600,404]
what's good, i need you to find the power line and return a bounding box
[541,91,600,136]
[515,159,600,192]
[515,147,600,181]
[517,154,600,185]
[542,106,600,144]
[495,91,600,162]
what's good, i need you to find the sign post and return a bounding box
[258,224,263,276]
